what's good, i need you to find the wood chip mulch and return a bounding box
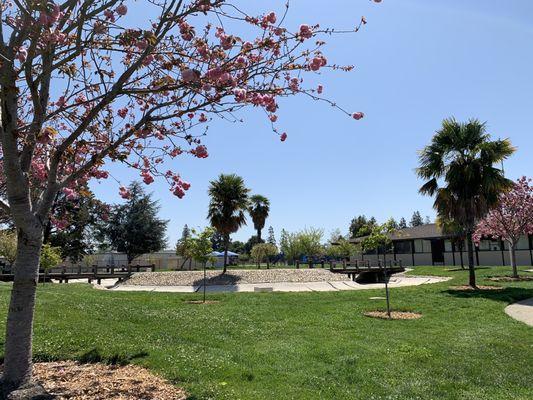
[33,361,186,399]
[363,311,422,320]
[449,285,504,291]
[487,276,533,282]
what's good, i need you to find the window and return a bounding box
[444,240,453,252]
[478,240,500,251]
[517,236,530,250]
[504,236,531,250]
[414,239,431,253]
[394,241,412,254]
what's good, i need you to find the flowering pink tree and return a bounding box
[0,0,372,395]
[474,177,533,278]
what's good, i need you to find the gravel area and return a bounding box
[123,269,349,286]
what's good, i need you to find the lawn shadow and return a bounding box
[443,286,533,305]
[77,348,149,365]
[192,272,242,287]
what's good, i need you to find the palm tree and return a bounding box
[248,195,270,241]
[417,118,514,287]
[207,174,250,273]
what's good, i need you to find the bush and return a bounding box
[40,244,62,271]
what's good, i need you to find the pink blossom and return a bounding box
[309,55,327,71]
[119,186,131,200]
[62,188,78,201]
[103,9,115,22]
[181,68,199,83]
[299,24,313,40]
[269,114,278,122]
[193,145,209,158]
[179,22,195,41]
[38,127,57,144]
[317,85,324,94]
[280,132,287,142]
[199,113,208,123]
[55,96,66,107]
[289,77,300,91]
[142,54,154,66]
[233,88,247,103]
[172,186,185,198]
[116,4,128,16]
[16,47,28,63]
[352,112,364,120]
[267,12,277,24]
[141,170,154,184]
[117,107,128,118]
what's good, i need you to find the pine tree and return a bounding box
[267,226,276,246]
[181,224,191,240]
[410,211,424,227]
[101,182,168,264]
[398,217,407,229]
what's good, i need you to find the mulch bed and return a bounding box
[449,285,504,291]
[33,361,185,399]
[487,276,533,282]
[363,311,422,320]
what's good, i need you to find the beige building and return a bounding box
[350,224,533,267]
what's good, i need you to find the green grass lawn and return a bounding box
[1,266,532,400]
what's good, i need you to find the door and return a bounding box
[431,239,445,264]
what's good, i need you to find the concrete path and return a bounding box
[104,276,450,293]
[505,298,533,327]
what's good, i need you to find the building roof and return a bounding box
[389,223,446,240]
[348,223,449,244]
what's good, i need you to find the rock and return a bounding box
[4,382,54,400]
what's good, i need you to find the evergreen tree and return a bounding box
[410,211,424,227]
[181,224,191,240]
[47,192,107,263]
[398,217,407,229]
[210,230,225,251]
[424,216,432,224]
[349,215,368,238]
[244,235,263,255]
[267,226,276,246]
[101,182,168,264]
[228,240,246,255]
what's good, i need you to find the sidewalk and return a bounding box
[105,276,450,293]
[505,298,533,327]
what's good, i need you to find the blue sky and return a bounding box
[90,0,533,245]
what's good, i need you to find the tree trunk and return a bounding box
[257,228,262,242]
[2,231,43,395]
[223,235,229,274]
[466,234,476,288]
[508,242,518,278]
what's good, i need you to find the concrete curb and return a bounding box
[505,297,533,327]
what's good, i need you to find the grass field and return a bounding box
[1,266,532,400]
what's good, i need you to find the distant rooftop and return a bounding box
[349,223,449,244]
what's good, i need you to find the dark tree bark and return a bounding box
[466,234,476,288]
[2,226,43,394]
[223,234,229,274]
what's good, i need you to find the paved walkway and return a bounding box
[103,275,450,293]
[505,297,533,327]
